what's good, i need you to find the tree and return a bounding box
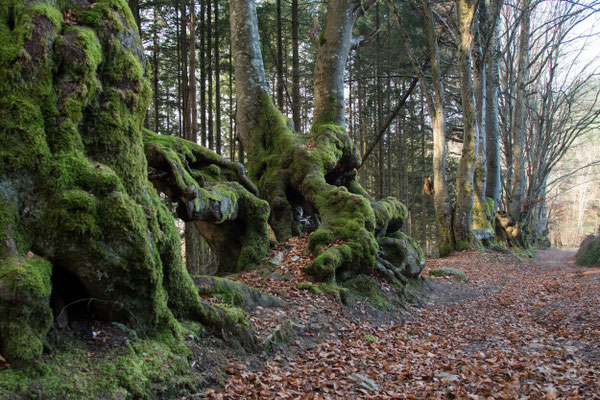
[0,0,264,367]
[230,0,425,282]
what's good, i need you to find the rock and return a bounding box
[291,255,300,262]
[435,372,460,383]
[377,232,425,280]
[270,252,283,266]
[352,373,379,391]
[429,268,467,283]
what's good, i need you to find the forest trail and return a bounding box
[206,247,600,399]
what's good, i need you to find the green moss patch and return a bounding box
[342,277,392,311]
[576,234,600,267]
[0,327,198,399]
[429,268,467,283]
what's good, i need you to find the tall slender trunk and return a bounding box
[376,3,384,197]
[188,0,197,143]
[509,0,531,222]
[357,51,365,186]
[291,0,301,132]
[420,94,426,247]
[152,6,160,133]
[229,42,235,160]
[200,0,207,146]
[207,0,214,149]
[176,4,183,136]
[181,1,189,139]
[215,0,221,154]
[276,0,284,109]
[453,0,479,248]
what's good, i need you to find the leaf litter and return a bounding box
[202,244,599,399]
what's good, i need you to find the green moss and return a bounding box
[296,282,347,298]
[363,334,376,343]
[0,255,53,367]
[455,239,471,252]
[0,328,198,399]
[576,234,600,267]
[342,277,392,311]
[214,304,250,329]
[429,267,467,283]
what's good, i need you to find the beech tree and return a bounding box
[0,0,265,367]
[230,0,425,282]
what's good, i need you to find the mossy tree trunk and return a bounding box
[453,0,479,250]
[0,0,256,368]
[230,0,424,283]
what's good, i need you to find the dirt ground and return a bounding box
[196,247,600,399]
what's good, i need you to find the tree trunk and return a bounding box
[215,0,222,155]
[509,0,531,224]
[200,0,207,147]
[153,6,160,133]
[188,0,197,144]
[0,0,258,367]
[207,0,214,150]
[276,0,284,109]
[453,0,479,249]
[231,0,424,282]
[291,0,301,132]
[484,0,502,210]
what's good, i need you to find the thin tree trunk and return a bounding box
[376,3,384,197]
[200,0,207,146]
[182,1,189,139]
[276,0,284,109]
[357,51,365,186]
[229,42,235,160]
[420,93,426,247]
[291,0,301,132]
[207,0,214,150]
[153,6,160,133]
[176,4,182,137]
[215,0,222,154]
[188,0,197,143]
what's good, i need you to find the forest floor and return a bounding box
[196,243,600,399]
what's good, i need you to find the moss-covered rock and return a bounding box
[0,255,52,368]
[576,233,600,267]
[342,276,392,311]
[429,268,467,283]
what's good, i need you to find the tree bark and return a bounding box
[509,0,531,223]
[215,0,222,154]
[207,0,214,150]
[231,0,424,282]
[0,0,258,367]
[484,0,502,210]
[453,0,479,249]
[291,0,301,132]
[312,0,359,127]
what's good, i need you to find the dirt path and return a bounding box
[206,249,600,399]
